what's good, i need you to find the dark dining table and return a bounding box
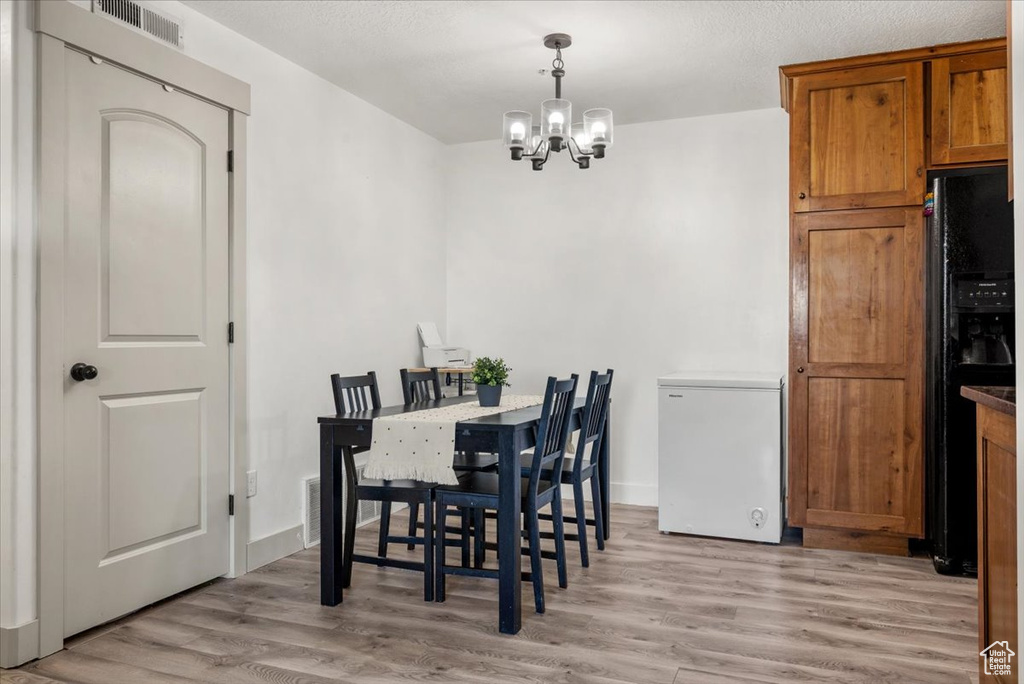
[317,394,611,635]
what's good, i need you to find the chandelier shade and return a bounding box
[542,99,571,140]
[503,111,533,159]
[501,33,613,170]
[584,108,614,157]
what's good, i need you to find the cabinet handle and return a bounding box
[798,192,806,199]
[796,367,805,373]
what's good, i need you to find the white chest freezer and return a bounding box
[657,371,785,543]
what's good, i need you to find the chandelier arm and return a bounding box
[566,137,592,169]
[532,141,553,170]
[569,137,591,159]
[566,138,581,162]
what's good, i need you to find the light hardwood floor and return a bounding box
[2,504,980,684]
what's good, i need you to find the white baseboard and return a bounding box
[610,481,657,507]
[246,523,304,572]
[558,481,657,507]
[0,619,39,668]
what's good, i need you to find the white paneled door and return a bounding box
[62,48,231,637]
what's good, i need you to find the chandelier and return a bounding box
[502,33,613,171]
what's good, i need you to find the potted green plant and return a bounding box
[472,356,511,407]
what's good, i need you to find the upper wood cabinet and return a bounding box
[790,63,926,212]
[788,208,925,539]
[931,51,1008,165]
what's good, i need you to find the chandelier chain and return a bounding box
[552,46,564,72]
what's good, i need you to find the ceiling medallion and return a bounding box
[502,33,613,170]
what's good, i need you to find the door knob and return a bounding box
[796,367,805,373]
[798,192,806,199]
[70,363,98,382]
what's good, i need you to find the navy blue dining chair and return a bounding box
[434,375,577,614]
[400,367,443,403]
[530,369,612,566]
[396,367,496,559]
[330,371,436,600]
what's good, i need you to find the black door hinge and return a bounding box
[229,494,235,516]
[227,150,234,173]
[228,321,234,344]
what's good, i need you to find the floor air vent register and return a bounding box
[303,466,383,548]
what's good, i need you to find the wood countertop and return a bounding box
[960,386,1016,417]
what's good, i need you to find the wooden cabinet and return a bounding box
[781,39,1006,554]
[931,51,1009,165]
[790,63,925,212]
[973,400,1017,683]
[788,208,925,547]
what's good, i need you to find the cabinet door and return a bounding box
[791,64,925,212]
[789,208,924,537]
[931,51,1008,165]
[976,406,1017,684]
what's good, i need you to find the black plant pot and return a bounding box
[477,384,502,407]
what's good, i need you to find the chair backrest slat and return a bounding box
[527,374,579,495]
[331,371,382,414]
[574,369,614,474]
[400,368,443,404]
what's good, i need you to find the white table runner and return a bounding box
[361,395,545,485]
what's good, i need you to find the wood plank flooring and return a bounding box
[2,504,980,683]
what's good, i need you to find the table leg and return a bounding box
[497,429,522,634]
[320,425,343,605]
[458,372,464,396]
[341,445,358,588]
[599,408,611,540]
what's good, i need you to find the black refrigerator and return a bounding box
[926,166,1014,575]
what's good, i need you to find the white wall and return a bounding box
[149,0,449,546]
[0,0,447,633]
[445,109,789,505]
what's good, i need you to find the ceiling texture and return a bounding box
[182,0,1006,144]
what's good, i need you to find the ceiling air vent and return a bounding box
[92,0,184,50]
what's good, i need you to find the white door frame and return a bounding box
[36,0,250,658]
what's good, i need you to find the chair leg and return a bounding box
[473,508,485,569]
[460,509,471,568]
[422,496,434,602]
[407,502,420,551]
[526,507,545,614]
[434,497,446,602]
[573,479,590,567]
[550,495,569,589]
[377,501,392,558]
[590,471,606,551]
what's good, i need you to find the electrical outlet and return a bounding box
[246,470,257,498]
